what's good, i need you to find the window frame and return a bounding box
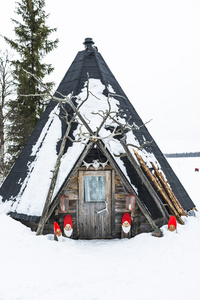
[84,175,106,203]
[79,170,110,204]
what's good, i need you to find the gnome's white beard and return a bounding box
[64,228,73,237]
[57,235,63,242]
[122,225,131,234]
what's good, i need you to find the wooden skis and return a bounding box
[132,149,184,225]
[151,162,187,217]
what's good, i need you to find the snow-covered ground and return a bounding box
[0,157,200,300]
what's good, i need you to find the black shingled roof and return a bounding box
[0,38,195,223]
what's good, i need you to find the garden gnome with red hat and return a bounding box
[121,213,131,234]
[54,222,62,241]
[63,215,73,238]
[168,216,177,232]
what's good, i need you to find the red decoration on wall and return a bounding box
[64,215,73,229]
[121,213,131,234]
[54,222,62,237]
[63,215,73,238]
[168,216,177,232]
[121,212,131,225]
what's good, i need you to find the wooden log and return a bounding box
[151,162,187,217]
[36,125,71,236]
[115,194,127,199]
[132,149,184,225]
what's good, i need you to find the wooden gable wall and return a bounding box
[46,163,156,238]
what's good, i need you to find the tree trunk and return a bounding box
[0,106,4,185]
[36,126,70,235]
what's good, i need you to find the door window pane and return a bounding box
[84,176,106,202]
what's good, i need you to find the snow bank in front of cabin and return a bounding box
[0,160,200,300]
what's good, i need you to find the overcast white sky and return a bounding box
[1,0,200,153]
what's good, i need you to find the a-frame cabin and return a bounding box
[0,38,196,239]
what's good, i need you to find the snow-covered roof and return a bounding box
[0,39,195,222]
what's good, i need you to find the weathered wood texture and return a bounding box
[78,170,112,239]
[42,164,163,238]
[55,173,79,238]
[114,173,154,238]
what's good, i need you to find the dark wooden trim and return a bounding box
[111,169,116,237]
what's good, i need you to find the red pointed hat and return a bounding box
[121,213,131,225]
[64,215,73,229]
[168,216,177,229]
[54,222,61,234]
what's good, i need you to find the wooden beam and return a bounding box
[111,169,116,237]
[36,124,72,235]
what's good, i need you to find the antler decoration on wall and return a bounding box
[82,159,108,170]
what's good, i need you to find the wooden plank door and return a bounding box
[78,170,112,239]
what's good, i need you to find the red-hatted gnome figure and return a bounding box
[168,216,177,232]
[54,222,62,241]
[121,213,131,234]
[64,215,73,238]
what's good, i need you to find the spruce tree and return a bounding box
[4,0,58,164]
